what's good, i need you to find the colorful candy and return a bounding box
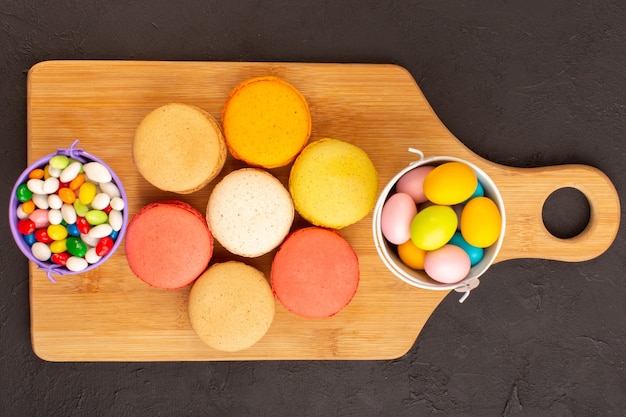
[380,161,502,284]
[13,156,125,274]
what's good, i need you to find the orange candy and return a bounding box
[69,173,86,191]
[28,168,45,180]
[21,200,36,215]
[58,187,76,204]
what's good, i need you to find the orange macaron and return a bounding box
[270,227,359,319]
[221,76,311,169]
[125,200,213,290]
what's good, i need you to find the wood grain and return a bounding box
[26,60,620,362]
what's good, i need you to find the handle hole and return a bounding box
[542,187,591,239]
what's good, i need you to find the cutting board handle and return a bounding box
[494,164,620,263]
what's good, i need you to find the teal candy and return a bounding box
[449,231,484,266]
[463,180,485,203]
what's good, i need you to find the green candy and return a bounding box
[66,237,87,257]
[16,183,33,203]
[85,209,108,225]
[73,200,89,217]
[49,155,70,170]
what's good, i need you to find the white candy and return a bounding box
[61,204,77,224]
[110,197,125,211]
[84,162,112,183]
[60,161,82,183]
[66,256,88,272]
[47,165,62,178]
[48,209,63,225]
[89,224,113,239]
[42,177,60,194]
[80,233,100,248]
[27,179,45,194]
[99,181,120,199]
[31,242,52,262]
[91,193,111,210]
[32,193,49,210]
[85,248,102,264]
[108,210,123,232]
[48,194,63,210]
[16,205,29,220]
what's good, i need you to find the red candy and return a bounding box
[35,228,53,243]
[103,205,113,214]
[96,236,114,256]
[17,219,36,235]
[76,217,90,234]
[51,252,71,266]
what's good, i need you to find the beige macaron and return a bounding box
[133,103,227,194]
[206,168,294,257]
[188,261,275,352]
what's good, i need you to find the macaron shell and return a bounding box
[188,261,275,352]
[125,200,213,290]
[289,138,378,229]
[133,103,227,194]
[271,227,359,319]
[221,76,311,169]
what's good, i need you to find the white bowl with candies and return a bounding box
[9,140,128,282]
[372,149,505,301]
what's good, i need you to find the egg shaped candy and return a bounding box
[397,239,426,270]
[423,162,477,205]
[381,193,417,245]
[449,231,484,266]
[424,244,471,284]
[461,196,502,248]
[395,165,434,203]
[409,205,457,251]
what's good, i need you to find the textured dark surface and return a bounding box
[1,1,625,416]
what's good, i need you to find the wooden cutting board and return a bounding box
[27,60,620,362]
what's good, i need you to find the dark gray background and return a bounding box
[1,1,624,416]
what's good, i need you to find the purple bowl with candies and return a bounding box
[8,140,128,282]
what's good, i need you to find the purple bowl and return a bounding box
[8,140,128,282]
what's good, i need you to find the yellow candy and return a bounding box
[79,182,97,205]
[47,224,69,241]
[58,187,76,204]
[397,240,426,270]
[461,196,502,248]
[50,239,68,254]
[423,162,477,206]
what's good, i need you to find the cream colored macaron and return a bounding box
[206,168,294,257]
[289,138,378,229]
[188,261,275,352]
[133,103,227,194]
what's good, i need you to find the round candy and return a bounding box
[16,183,33,203]
[395,165,434,203]
[66,256,88,272]
[85,210,108,225]
[17,219,36,235]
[449,231,484,266]
[30,209,50,229]
[461,196,502,248]
[410,205,457,251]
[49,155,70,170]
[397,239,427,270]
[424,244,471,284]
[66,237,87,257]
[23,233,36,246]
[50,239,68,254]
[51,252,71,266]
[47,224,69,241]
[35,228,53,243]
[381,192,417,245]
[31,242,52,262]
[83,162,112,183]
[423,162,477,206]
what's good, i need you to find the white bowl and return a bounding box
[372,149,506,300]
